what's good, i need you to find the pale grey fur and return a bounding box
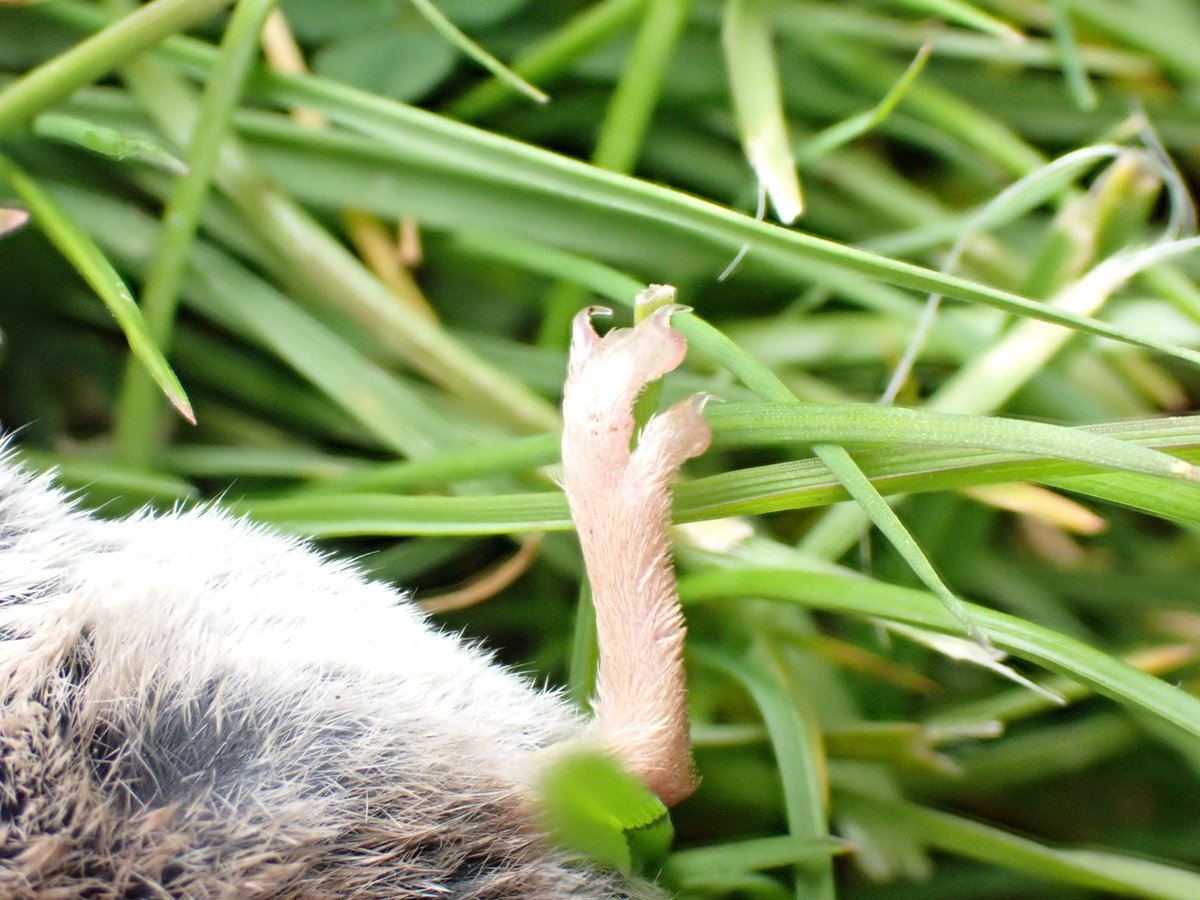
[0,458,661,898]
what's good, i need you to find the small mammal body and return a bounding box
[0,301,708,898]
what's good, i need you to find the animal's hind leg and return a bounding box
[561,291,711,808]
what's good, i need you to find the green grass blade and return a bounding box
[24,4,1200,368]
[675,437,1200,525]
[679,568,1200,744]
[234,491,570,536]
[1049,0,1098,110]
[15,450,198,508]
[294,433,560,494]
[705,403,1199,483]
[114,0,278,464]
[0,0,233,135]
[796,42,932,166]
[0,152,194,422]
[883,0,1024,42]
[32,112,188,174]
[592,0,692,173]
[408,0,547,106]
[446,0,646,120]
[694,644,835,900]
[815,442,989,647]
[664,835,848,886]
[837,791,1200,899]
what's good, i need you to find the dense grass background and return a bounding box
[3,1,1200,897]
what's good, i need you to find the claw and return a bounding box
[567,306,611,377]
[561,288,710,807]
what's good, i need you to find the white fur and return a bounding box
[0,301,704,897]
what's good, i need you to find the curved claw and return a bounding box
[568,306,612,376]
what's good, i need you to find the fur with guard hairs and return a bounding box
[0,301,706,897]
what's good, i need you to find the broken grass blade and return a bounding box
[721,0,802,222]
[0,152,193,423]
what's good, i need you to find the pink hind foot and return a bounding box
[561,291,711,807]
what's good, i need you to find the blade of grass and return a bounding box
[1048,0,1098,111]
[796,42,932,166]
[664,835,847,890]
[0,0,233,135]
[32,112,188,174]
[15,450,198,507]
[694,644,835,900]
[50,177,461,457]
[679,567,1200,744]
[535,0,692,347]
[592,0,692,172]
[837,790,1200,899]
[704,402,1199,483]
[721,0,803,222]
[446,0,647,121]
[407,0,547,106]
[884,0,1025,42]
[112,0,278,465]
[674,434,1200,524]
[24,10,1200,367]
[794,32,1045,178]
[293,433,559,494]
[158,444,361,481]
[235,491,571,536]
[0,152,193,422]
